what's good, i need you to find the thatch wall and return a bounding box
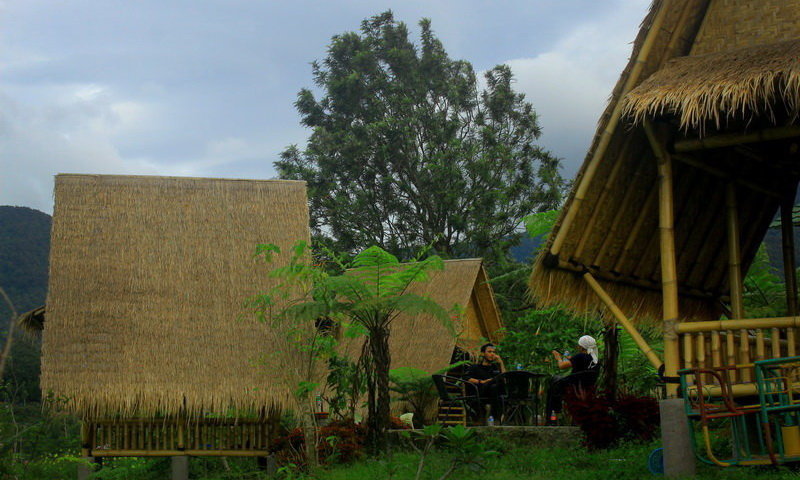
[529,0,800,324]
[42,175,311,418]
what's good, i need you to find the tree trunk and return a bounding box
[601,323,619,400]
[366,325,391,452]
[0,286,19,379]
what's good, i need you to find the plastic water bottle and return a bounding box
[487,416,495,427]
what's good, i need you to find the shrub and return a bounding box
[564,389,659,450]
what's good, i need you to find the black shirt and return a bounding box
[570,352,594,373]
[466,362,501,381]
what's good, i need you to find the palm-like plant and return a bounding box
[254,243,452,450]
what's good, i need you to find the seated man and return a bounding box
[465,343,506,423]
[545,335,600,425]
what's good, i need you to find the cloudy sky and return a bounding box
[1,0,650,213]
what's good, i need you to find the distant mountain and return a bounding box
[0,206,51,402]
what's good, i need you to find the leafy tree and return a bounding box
[277,11,564,261]
[252,243,452,451]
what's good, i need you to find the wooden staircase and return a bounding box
[437,401,467,426]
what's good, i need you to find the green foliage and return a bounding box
[743,245,790,318]
[253,242,453,448]
[388,362,468,427]
[522,209,559,242]
[277,11,564,261]
[498,306,600,373]
[616,326,663,396]
[324,354,366,421]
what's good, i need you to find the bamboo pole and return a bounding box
[613,185,658,272]
[673,153,781,199]
[726,332,737,383]
[644,120,681,396]
[550,4,671,256]
[756,330,766,361]
[683,334,694,384]
[674,124,800,153]
[782,195,798,356]
[696,333,706,383]
[726,183,750,382]
[711,331,722,369]
[574,143,629,259]
[81,422,91,457]
[583,272,664,369]
[772,328,781,358]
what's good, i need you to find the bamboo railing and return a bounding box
[676,316,800,393]
[84,418,277,457]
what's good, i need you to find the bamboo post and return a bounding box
[644,120,681,396]
[726,183,750,382]
[550,4,671,255]
[711,331,722,369]
[583,273,664,369]
[782,195,798,356]
[756,330,766,361]
[772,328,782,358]
[726,332,736,381]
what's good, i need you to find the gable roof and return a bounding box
[340,258,503,374]
[41,174,311,418]
[530,0,800,323]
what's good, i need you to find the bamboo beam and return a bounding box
[86,449,268,457]
[574,143,630,259]
[549,4,671,255]
[644,120,681,396]
[552,257,718,300]
[583,272,664,369]
[673,124,800,153]
[612,184,658,272]
[726,183,750,382]
[672,153,781,199]
[677,316,800,333]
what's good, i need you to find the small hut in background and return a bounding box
[339,258,503,424]
[41,174,310,460]
[388,258,503,373]
[530,0,800,470]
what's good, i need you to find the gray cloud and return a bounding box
[0,0,649,213]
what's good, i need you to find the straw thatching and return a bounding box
[623,39,800,131]
[41,174,311,419]
[18,305,45,335]
[388,259,503,374]
[529,0,800,324]
[340,259,503,375]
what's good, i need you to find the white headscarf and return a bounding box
[578,335,599,367]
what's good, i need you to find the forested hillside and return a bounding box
[0,206,51,402]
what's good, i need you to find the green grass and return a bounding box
[316,441,800,480]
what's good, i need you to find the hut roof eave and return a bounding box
[623,39,800,131]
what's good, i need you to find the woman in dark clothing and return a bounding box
[465,343,506,422]
[545,335,600,425]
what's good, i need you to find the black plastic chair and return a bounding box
[432,374,480,422]
[498,371,547,425]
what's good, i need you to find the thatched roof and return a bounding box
[341,259,503,374]
[530,0,800,323]
[41,174,310,418]
[623,39,800,131]
[18,305,45,335]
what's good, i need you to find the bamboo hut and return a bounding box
[387,258,503,374]
[41,174,311,459]
[529,0,800,399]
[338,259,503,420]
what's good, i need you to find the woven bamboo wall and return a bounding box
[691,0,800,55]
